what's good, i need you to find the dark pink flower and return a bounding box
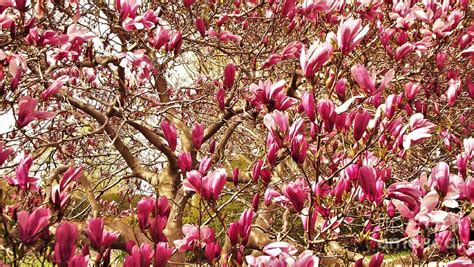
[300,38,333,78]
[16,96,54,128]
[149,216,168,243]
[192,123,205,150]
[216,88,225,110]
[359,166,377,202]
[353,109,371,141]
[183,169,226,201]
[183,0,195,8]
[154,242,174,267]
[411,235,425,258]
[18,207,51,245]
[205,242,221,263]
[318,100,336,132]
[301,91,315,121]
[160,120,177,151]
[69,254,88,267]
[124,243,154,267]
[337,18,369,54]
[41,75,68,99]
[223,63,236,89]
[54,222,78,264]
[227,209,254,246]
[86,218,119,251]
[177,151,192,174]
[290,134,307,164]
[368,252,383,267]
[435,230,452,253]
[432,162,450,196]
[351,65,394,95]
[60,166,83,191]
[5,155,39,191]
[459,216,471,245]
[195,18,206,37]
[282,180,307,212]
[0,141,13,166]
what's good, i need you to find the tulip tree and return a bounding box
[0,0,473,266]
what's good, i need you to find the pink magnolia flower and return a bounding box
[205,242,221,263]
[368,252,383,267]
[41,75,68,99]
[295,251,319,266]
[402,113,436,150]
[18,207,51,245]
[300,37,333,78]
[432,162,450,196]
[227,209,254,246]
[69,254,88,267]
[86,218,119,251]
[223,63,236,89]
[290,134,308,164]
[337,18,369,54]
[216,88,225,110]
[395,42,415,60]
[435,230,453,253]
[177,151,192,174]
[351,65,394,95]
[5,155,39,191]
[51,166,82,210]
[54,222,78,264]
[459,216,471,246]
[149,27,171,50]
[301,91,315,121]
[60,166,83,191]
[116,0,140,19]
[353,109,372,141]
[411,235,425,258]
[207,28,242,44]
[183,169,226,201]
[154,242,174,267]
[198,156,212,174]
[192,123,205,149]
[137,196,170,231]
[447,77,461,107]
[0,141,13,166]
[149,215,168,243]
[249,80,292,111]
[335,79,347,101]
[318,99,336,132]
[359,166,378,202]
[166,32,183,56]
[16,96,54,128]
[263,242,297,258]
[263,110,289,146]
[404,82,421,101]
[195,18,206,37]
[124,243,154,267]
[262,41,302,69]
[282,180,307,212]
[173,224,216,252]
[160,120,177,151]
[122,10,159,31]
[387,181,422,210]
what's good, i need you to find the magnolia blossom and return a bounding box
[183,169,226,201]
[18,208,51,245]
[173,224,216,252]
[86,218,119,251]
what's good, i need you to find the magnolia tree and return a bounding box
[0,0,473,266]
